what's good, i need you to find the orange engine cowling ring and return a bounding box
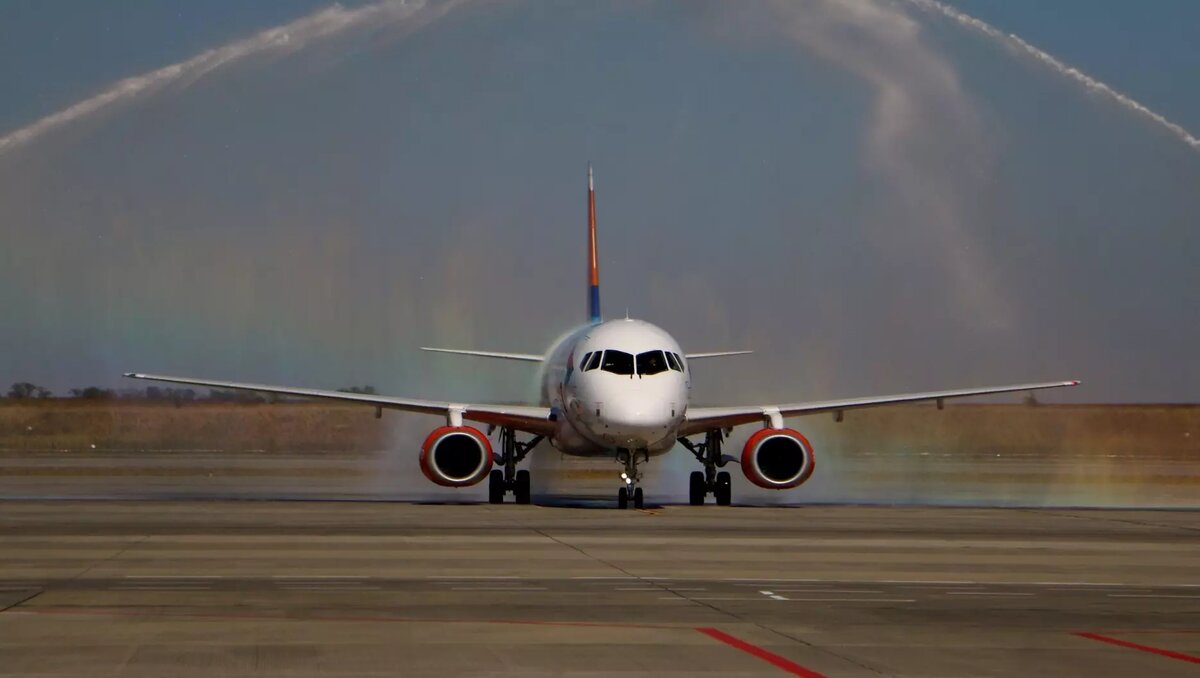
[740,428,815,489]
[419,426,494,487]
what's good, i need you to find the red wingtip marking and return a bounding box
[1074,632,1200,664]
[696,627,828,677]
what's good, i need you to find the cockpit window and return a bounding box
[665,351,682,372]
[579,352,592,370]
[672,352,685,371]
[637,350,669,376]
[599,349,634,375]
[584,351,602,371]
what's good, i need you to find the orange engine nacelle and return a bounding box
[419,426,494,487]
[740,428,816,490]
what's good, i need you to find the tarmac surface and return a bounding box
[1,500,1198,676]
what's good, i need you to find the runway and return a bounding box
[1,501,1197,676]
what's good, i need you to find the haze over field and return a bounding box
[1,0,1197,404]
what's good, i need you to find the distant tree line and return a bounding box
[7,382,53,399]
[5,382,376,403]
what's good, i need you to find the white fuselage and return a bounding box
[541,319,689,457]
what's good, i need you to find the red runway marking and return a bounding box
[1075,632,1200,665]
[696,627,827,677]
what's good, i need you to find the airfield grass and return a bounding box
[0,401,387,453]
[0,400,1195,459]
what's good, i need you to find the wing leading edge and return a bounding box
[123,373,556,436]
[680,379,1080,437]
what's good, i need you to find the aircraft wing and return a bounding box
[684,351,753,360]
[419,347,544,362]
[123,373,556,436]
[679,379,1080,437]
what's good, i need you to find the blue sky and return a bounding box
[0,0,1197,403]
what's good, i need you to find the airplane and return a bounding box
[125,166,1080,509]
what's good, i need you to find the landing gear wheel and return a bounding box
[689,471,706,506]
[488,470,505,504]
[618,486,629,509]
[514,469,531,505]
[633,487,644,510]
[715,471,732,506]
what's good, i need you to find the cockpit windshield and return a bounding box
[636,350,669,376]
[590,349,681,376]
[599,349,634,375]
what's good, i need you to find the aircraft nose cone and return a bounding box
[601,399,671,446]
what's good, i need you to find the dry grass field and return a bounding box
[0,400,389,453]
[0,400,1195,459]
[808,403,1200,460]
[0,400,1196,506]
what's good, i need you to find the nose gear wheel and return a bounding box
[615,448,647,509]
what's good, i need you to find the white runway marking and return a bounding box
[786,597,917,603]
[1107,594,1200,599]
[125,575,223,579]
[673,596,774,601]
[946,591,1034,597]
[115,576,216,591]
[113,585,210,591]
[277,584,373,587]
[279,586,381,591]
[449,586,547,591]
[726,578,820,583]
[428,575,521,580]
[273,575,368,579]
[774,589,885,594]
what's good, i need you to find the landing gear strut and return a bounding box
[488,427,542,505]
[678,429,732,506]
[616,448,646,509]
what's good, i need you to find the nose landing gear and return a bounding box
[616,448,646,509]
[679,429,733,506]
[488,427,542,505]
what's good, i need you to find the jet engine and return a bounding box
[740,428,815,489]
[419,426,493,487]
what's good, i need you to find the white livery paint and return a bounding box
[125,166,1080,508]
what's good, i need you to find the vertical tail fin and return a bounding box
[587,163,601,324]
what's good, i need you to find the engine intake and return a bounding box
[419,426,493,487]
[741,428,815,489]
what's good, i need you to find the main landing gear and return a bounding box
[488,427,542,505]
[616,448,646,509]
[678,429,732,506]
